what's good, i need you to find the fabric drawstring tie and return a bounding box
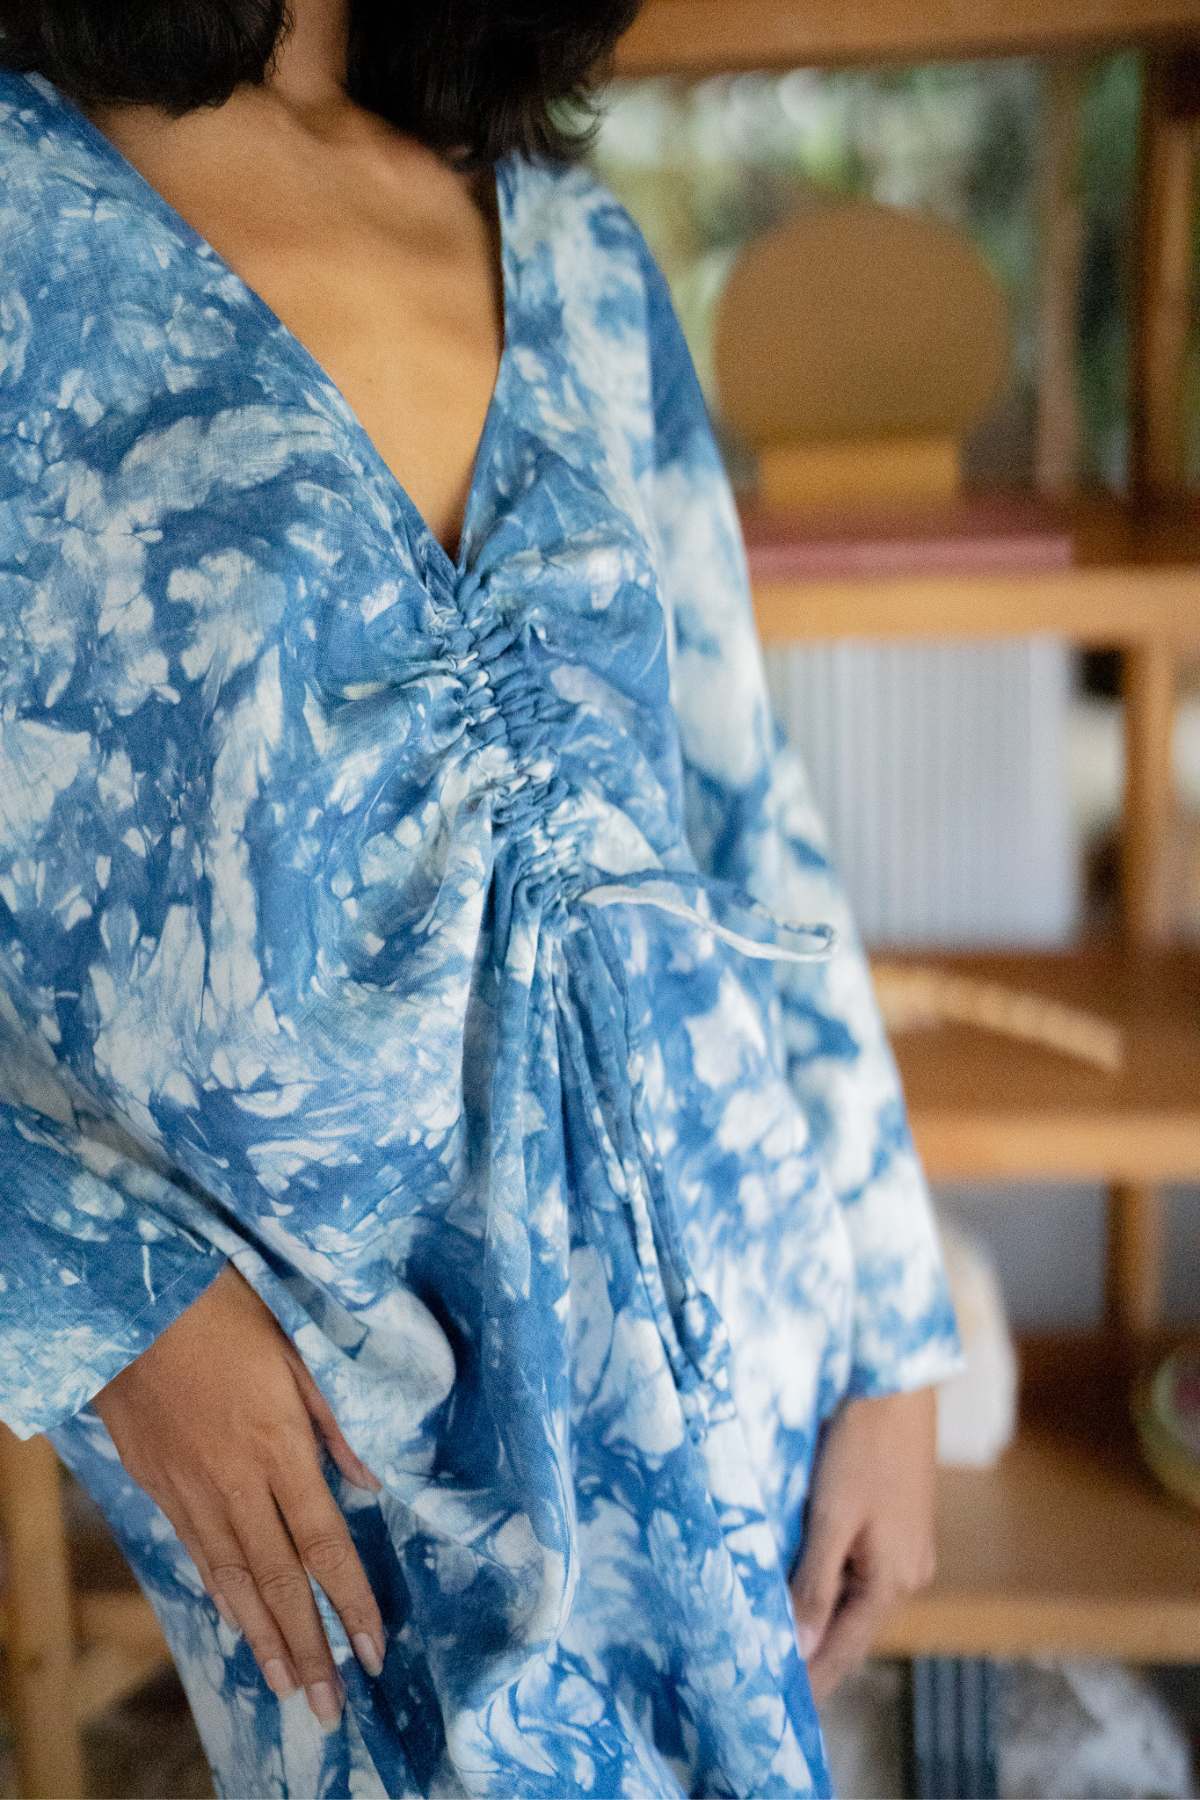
[578,868,838,965]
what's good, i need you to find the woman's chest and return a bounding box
[7,378,688,1014]
[73,95,510,567]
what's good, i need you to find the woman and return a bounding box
[0,2,965,1794]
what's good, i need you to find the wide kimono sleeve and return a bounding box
[632,229,968,1401]
[0,724,228,1437]
[0,1033,227,1441]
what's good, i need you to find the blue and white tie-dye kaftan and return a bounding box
[0,65,965,1798]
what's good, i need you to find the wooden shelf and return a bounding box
[874,1328,1200,1661]
[616,1,1200,76]
[742,490,1200,646]
[880,942,1200,1182]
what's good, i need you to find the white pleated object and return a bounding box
[764,639,1081,948]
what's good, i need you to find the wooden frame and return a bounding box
[616,1,1200,77]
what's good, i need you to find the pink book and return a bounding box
[737,490,1080,580]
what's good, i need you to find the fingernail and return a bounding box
[357,1463,383,1492]
[353,1632,384,1678]
[306,1680,344,1732]
[796,1624,819,1658]
[263,1658,298,1699]
[213,1594,238,1631]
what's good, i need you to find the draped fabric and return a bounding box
[0,66,964,1798]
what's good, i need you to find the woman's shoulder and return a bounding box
[0,63,54,157]
[509,149,660,324]
[0,68,225,413]
[0,65,243,305]
[0,66,329,511]
[0,65,120,238]
[505,150,668,457]
[0,66,81,263]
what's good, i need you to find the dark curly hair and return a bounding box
[0,0,642,168]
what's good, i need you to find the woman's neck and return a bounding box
[262,0,352,117]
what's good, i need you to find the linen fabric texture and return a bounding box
[0,67,965,1798]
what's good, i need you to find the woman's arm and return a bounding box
[0,1031,387,1728]
[626,209,967,1698]
[630,225,966,1404]
[0,1054,226,1441]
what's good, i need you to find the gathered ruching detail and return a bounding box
[426,579,843,969]
[427,573,598,907]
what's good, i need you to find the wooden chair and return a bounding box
[0,1425,172,1798]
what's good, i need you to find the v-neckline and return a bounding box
[22,68,517,587]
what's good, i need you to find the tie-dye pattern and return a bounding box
[0,66,965,1798]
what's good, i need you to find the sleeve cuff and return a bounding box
[0,1245,228,1442]
[844,1330,970,1403]
[842,1252,969,1401]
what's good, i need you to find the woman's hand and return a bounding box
[92,1260,386,1732]
[789,1385,939,1705]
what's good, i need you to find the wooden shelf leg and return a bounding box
[1129,48,1200,504]
[1036,57,1086,494]
[1119,638,1178,946]
[902,1657,1000,1800]
[0,1427,86,1799]
[1107,632,1178,1337]
[1105,1179,1167,1332]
